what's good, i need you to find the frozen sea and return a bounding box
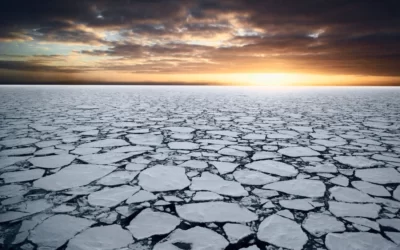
[0,85,400,250]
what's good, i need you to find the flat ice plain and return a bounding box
[0,85,400,250]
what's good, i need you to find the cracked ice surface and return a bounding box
[1,86,400,250]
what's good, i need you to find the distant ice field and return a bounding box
[0,86,400,250]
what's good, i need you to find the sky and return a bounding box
[0,0,399,86]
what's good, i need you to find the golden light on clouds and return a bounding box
[0,1,399,85]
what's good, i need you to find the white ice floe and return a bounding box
[329,201,380,218]
[78,139,129,148]
[278,147,320,157]
[334,156,382,168]
[207,130,239,137]
[0,169,44,183]
[139,165,190,192]
[34,147,65,156]
[127,134,164,146]
[29,215,94,249]
[257,214,308,250]
[218,148,248,157]
[126,190,156,204]
[233,169,279,185]
[179,160,208,169]
[88,185,140,207]
[154,226,228,250]
[209,161,239,174]
[0,138,39,147]
[176,202,257,223]
[330,175,349,186]
[125,163,147,171]
[355,168,400,184]
[373,154,400,163]
[252,188,279,198]
[277,209,294,220]
[34,164,116,191]
[302,213,345,237]
[190,172,248,197]
[242,133,265,140]
[97,171,138,186]
[230,145,253,152]
[35,140,61,148]
[192,191,223,201]
[304,163,337,173]
[0,147,36,156]
[0,211,30,223]
[198,139,237,145]
[343,217,380,231]
[79,152,141,164]
[171,133,194,140]
[374,197,400,208]
[279,199,323,211]
[263,179,326,197]
[163,126,195,133]
[168,141,199,150]
[325,232,395,250]
[351,181,391,197]
[245,160,298,177]
[29,154,75,169]
[312,139,347,147]
[223,223,253,243]
[127,208,180,239]
[66,225,134,250]
[110,145,153,153]
[252,151,280,160]
[71,147,101,155]
[0,156,30,169]
[0,184,28,198]
[329,186,376,203]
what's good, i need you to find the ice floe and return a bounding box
[176,202,257,223]
[257,214,308,250]
[278,146,320,157]
[29,215,94,249]
[34,164,116,191]
[302,213,345,237]
[325,232,395,250]
[127,208,180,239]
[263,179,326,197]
[245,160,298,177]
[139,165,190,192]
[66,225,134,250]
[154,226,228,250]
[88,185,140,207]
[190,172,248,196]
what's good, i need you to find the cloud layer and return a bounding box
[1,0,399,80]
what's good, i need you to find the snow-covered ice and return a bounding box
[29,215,94,249]
[245,160,298,176]
[1,86,400,250]
[127,208,180,239]
[34,164,116,191]
[263,179,326,197]
[66,225,134,250]
[88,185,140,207]
[138,165,190,192]
[176,202,257,223]
[257,214,308,250]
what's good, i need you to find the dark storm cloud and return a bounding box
[1,0,400,76]
[0,60,81,73]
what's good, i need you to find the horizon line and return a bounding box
[1,81,400,87]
